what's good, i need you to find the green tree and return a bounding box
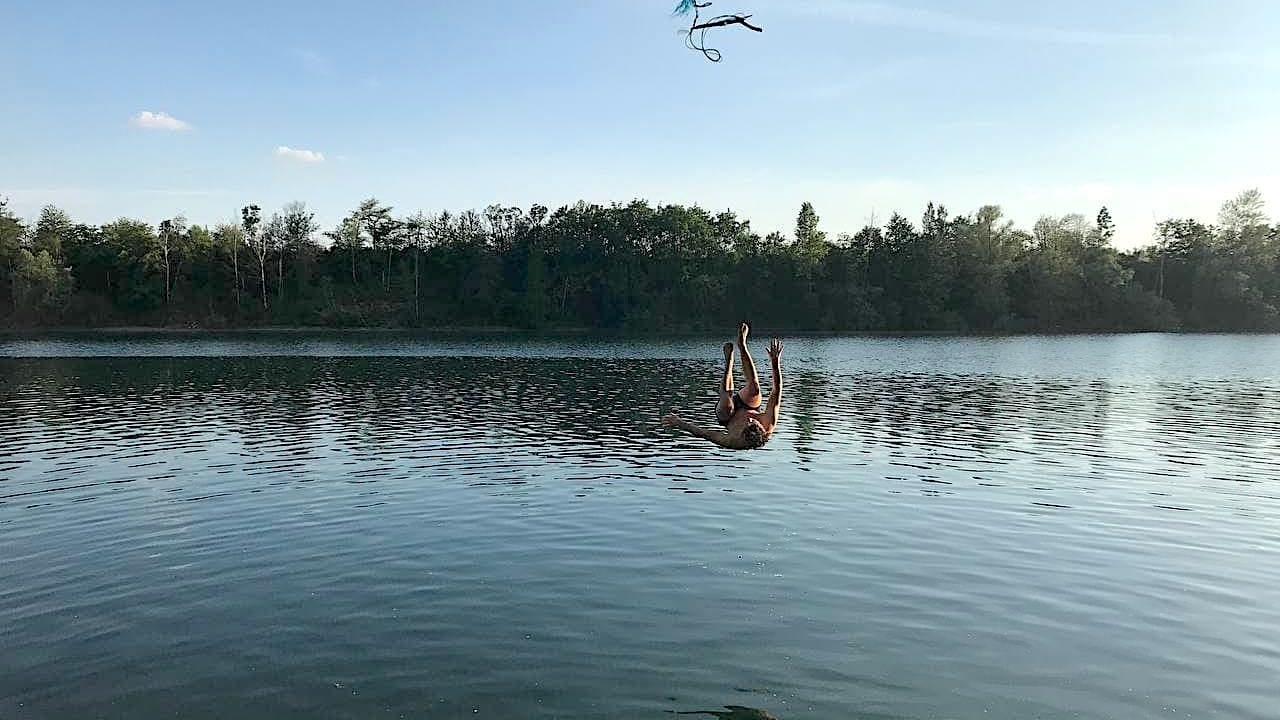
[403,212,428,323]
[0,199,26,320]
[155,216,187,311]
[326,215,362,287]
[957,205,1019,329]
[1218,189,1268,235]
[1093,206,1115,247]
[261,212,286,308]
[12,248,72,321]
[213,222,246,311]
[795,201,827,259]
[262,202,319,307]
[100,219,162,315]
[33,205,72,261]
[355,199,398,292]
[241,205,267,310]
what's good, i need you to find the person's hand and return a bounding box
[661,412,682,428]
[766,338,783,359]
[738,322,749,344]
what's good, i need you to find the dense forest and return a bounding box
[1,190,1276,332]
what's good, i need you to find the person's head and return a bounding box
[742,419,768,449]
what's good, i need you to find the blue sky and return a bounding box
[2,0,1277,248]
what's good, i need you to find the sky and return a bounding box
[2,0,1278,249]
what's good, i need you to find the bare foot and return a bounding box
[737,322,749,346]
[722,342,734,361]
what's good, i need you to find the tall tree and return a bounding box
[100,218,161,314]
[0,199,25,318]
[403,212,428,323]
[1218,189,1268,235]
[11,248,71,321]
[276,202,318,303]
[213,223,245,310]
[952,205,1019,329]
[1094,207,1116,247]
[156,216,187,310]
[521,204,550,327]
[355,199,397,291]
[261,212,286,305]
[241,205,266,310]
[795,201,827,259]
[33,205,72,262]
[326,216,362,286]
[179,224,212,312]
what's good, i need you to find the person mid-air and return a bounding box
[662,323,783,449]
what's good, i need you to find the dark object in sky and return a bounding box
[673,0,762,62]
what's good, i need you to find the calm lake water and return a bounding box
[2,333,1279,720]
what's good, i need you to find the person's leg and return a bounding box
[715,342,736,425]
[736,323,762,408]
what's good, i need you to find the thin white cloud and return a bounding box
[294,49,328,73]
[275,146,325,164]
[131,110,191,131]
[786,1,1173,47]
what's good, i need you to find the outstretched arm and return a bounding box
[765,338,783,426]
[662,412,739,449]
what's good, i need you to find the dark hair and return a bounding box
[742,420,768,449]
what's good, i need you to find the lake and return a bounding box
[2,332,1279,720]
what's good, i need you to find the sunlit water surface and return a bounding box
[2,333,1279,719]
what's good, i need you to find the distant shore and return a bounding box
[1,325,551,335]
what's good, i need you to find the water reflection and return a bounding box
[3,355,1280,511]
[3,344,1280,720]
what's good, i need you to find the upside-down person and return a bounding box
[662,323,782,449]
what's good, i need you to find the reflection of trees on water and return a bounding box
[5,356,1279,502]
[3,355,763,499]
[782,369,827,466]
[769,367,1280,497]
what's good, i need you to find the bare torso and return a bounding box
[723,405,775,446]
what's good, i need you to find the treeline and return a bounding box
[1,191,1277,332]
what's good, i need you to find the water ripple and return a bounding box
[2,335,1279,720]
